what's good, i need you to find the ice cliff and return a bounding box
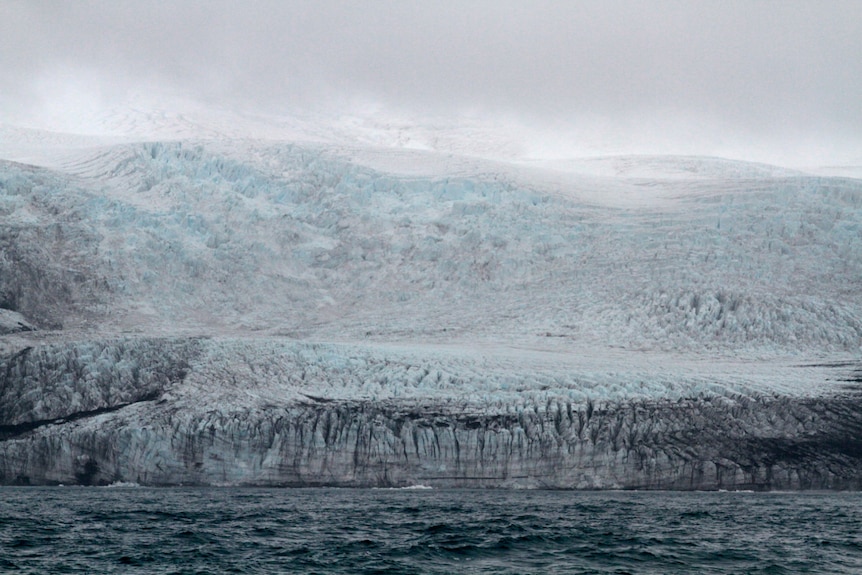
[2,338,861,489]
[1,139,861,488]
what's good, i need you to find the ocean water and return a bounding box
[2,487,861,574]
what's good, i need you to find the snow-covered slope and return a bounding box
[2,139,860,353]
[1,116,861,488]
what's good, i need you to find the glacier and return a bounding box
[2,338,861,489]
[1,132,861,488]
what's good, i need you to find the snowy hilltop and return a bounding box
[1,110,861,488]
[2,138,860,355]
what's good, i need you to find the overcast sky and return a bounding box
[2,1,861,164]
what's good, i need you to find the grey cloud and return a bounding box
[2,1,861,162]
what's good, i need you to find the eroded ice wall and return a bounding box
[2,338,860,489]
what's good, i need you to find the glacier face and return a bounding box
[1,138,862,488]
[1,337,861,489]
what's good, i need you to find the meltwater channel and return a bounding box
[2,487,862,574]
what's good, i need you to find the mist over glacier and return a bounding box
[1,111,861,489]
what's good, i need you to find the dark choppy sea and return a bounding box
[2,487,862,574]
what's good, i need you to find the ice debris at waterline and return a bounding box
[1,140,861,489]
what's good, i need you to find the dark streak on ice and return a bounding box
[0,390,161,440]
